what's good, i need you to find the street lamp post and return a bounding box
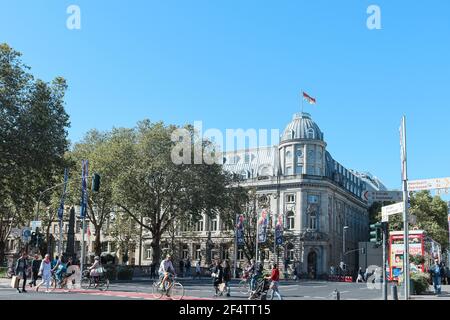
[343,226,349,272]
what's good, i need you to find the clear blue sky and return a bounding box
[1,0,450,195]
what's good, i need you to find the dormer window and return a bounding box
[307,128,315,139]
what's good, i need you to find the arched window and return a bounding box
[307,128,315,139]
[286,151,292,161]
[287,211,295,230]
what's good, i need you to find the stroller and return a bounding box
[249,277,271,300]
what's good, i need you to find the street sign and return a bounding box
[21,228,32,242]
[30,221,42,232]
[408,177,450,192]
[10,228,21,237]
[382,202,405,222]
[363,191,404,203]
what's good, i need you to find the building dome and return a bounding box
[281,113,324,142]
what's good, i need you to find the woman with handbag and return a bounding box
[15,251,30,293]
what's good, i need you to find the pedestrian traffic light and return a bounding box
[370,222,382,245]
[92,173,101,192]
[30,232,37,247]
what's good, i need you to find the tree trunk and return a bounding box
[94,227,102,256]
[151,234,161,266]
[0,241,6,266]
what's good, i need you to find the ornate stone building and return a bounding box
[135,112,385,278]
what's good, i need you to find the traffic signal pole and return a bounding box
[382,222,388,301]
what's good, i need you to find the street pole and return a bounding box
[400,116,410,300]
[382,222,388,301]
[343,227,347,269]
[233,214,238,278]
[256,215,259,263]
[80,217,86,279]
[139,215,143,266]
[59,219,63,258]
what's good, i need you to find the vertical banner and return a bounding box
[57,168,69,220]
[275,213,284,246]
[236,214,245,247]
[80,160,89,219]
[258,209,269,244]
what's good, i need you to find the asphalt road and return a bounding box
[1,278,448,300]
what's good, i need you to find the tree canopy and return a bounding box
[0,43,70,263]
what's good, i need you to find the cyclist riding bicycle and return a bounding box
[159,254,177,291]
[51,256,64,285]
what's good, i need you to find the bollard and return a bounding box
[334,289,341,300]
[392,285,398,301]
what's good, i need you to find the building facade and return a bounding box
[135,112,385,278]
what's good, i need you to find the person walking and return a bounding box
[150,262,156,280]
[29,254,41,288]
[222,260,232,297]
[185,258,192,279]
[266,263,282,300]
[356,267,364,283]
[179,259,184,278]
[211,259,223,297]
[430,259,443,295]
[195,260,201,279]
[439,262,447,285]
[15,251,30,293]
[36,254,52,293]
[248,259,257,290]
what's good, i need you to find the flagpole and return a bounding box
[301,91,304,114]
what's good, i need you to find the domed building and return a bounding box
[135,112,385,279]
[219,112,384,278]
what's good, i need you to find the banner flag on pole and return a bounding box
[57,168,69,220]
[275,213,284,246]
[80,160,89,219]
[236,214,245,247]
[258,209,269,244]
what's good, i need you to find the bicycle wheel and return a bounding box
[99,278,110,291]
[81,277,91,290]
[151,281,164,299]
[169,282,185,300]
[239,280,250,295]
[266,289,274,301]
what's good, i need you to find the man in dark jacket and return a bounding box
[29,254,41,288]
[15,251,30,293]
[212,259,223,297]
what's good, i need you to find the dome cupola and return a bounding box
[281,112,324,142]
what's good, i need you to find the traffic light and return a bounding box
[92,173,101,192]
[30,232,37,247]
[370,222,383,245]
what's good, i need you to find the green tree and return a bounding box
[374,191,449,249]
[112,120,231,265]
[0,44,70,263]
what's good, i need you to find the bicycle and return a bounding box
[238,277,251,295]
[81,269,110,291]
[152,276,185,300]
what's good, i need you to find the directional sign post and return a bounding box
[30,221,42,232]
[408,177,450,192]
[364,191,404,203]
[382,202,405,222]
